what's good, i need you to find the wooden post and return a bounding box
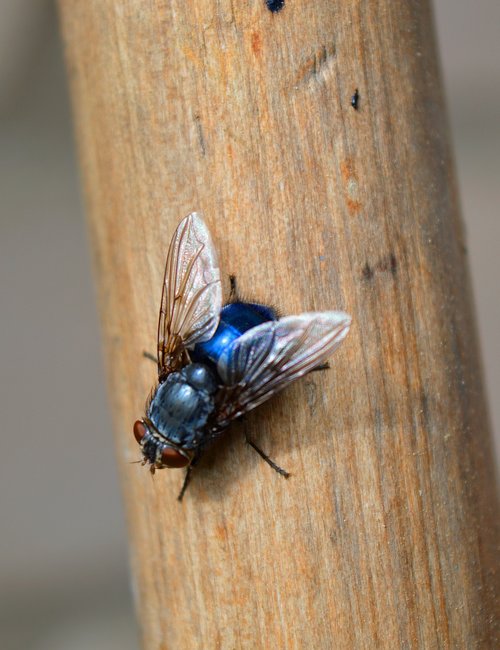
[59,1,498,647]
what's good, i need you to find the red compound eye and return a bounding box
[161,446,190,468]
[133,420,147,444]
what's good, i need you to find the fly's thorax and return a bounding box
[146,363,218,449]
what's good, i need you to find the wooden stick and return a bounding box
[59,1,499,647]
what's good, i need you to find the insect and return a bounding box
[351,88,359,110]
[133,213,351,500]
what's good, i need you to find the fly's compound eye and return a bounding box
[160,446,190,468]
[133,420,147,445]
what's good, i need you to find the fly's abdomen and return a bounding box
[192,301,278,367]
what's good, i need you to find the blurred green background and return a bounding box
[1,2,498,648]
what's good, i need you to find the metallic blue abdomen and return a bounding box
[192,302,277,367]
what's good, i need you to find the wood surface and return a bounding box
[58,1,499,648]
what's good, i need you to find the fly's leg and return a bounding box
[143,351,157,363]
[244,433,290,478]
[177,426,228,501]
[310,362,330,372]
[177,466,194,501]
[229,274,239,301]
[177,451,203,502]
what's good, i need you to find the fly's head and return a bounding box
[133,418,193,470]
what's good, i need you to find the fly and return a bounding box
[133,213,351,500]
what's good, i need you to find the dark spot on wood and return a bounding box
[390,253,397,275]
[314,45,328,75]
[351,88,359,110]
[266,0,285,12]
[420,391,430,429]
[194,114,206,156]
[363,254,397,281]
[362,263,374,280]
[375,253,397,275]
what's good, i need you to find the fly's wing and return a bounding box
[157,213,222,375]
[215,311,351,425]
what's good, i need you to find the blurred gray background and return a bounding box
[0,2,498,649]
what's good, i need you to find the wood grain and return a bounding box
[58,1,499,647]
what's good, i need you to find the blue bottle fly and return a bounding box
[133,213,351,500]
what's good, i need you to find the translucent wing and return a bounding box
[215,311,351,424]
[157,213,222,375]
